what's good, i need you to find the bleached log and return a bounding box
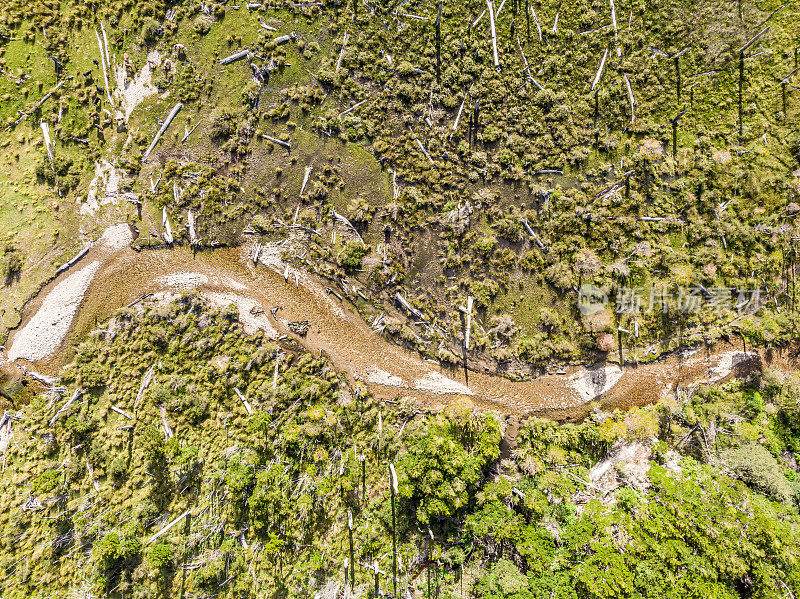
[260,134,291,150]
[609,0,620,56]
[487,0,500,69]
[252,241,261,264]
[464,295,473,350]
[143,102,182,160]
[494,0,507,18]
[389,463,399,494]
[147,508,192,545]
[521,218,545,248]
[338,96,372,116]
[623,73,636,122]
[234,388,253,415]
[187,210,198,245]
[551,10,559,34]
[300,166,312,196]
[182,121,201,143]
[283,264,290,281]
[335,32,349,73]
[516,36,545,90]
[49,388,83,426]
[95,29,113,107]
[134,364,155,410]
[530,6,543,41]
[332,209,365,245]
[395,292,428,323]
[273,33,297,45]
[452,93,468,132]
[159,405,173,439]
[392,11,429,20]
[40,121,54,160]
[162,207,174,244]
[219,49,251,65]
[86,460,100,492]
[55,245,91,275]
[273,355,281,389]
[415,138,435,166]
[111,406,134,420]
[173,181,182,204]
[738,26,770,55]
[591,47,609,91]
[260,20,276,31]
[100,23,113,78]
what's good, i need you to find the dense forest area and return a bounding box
[1,296,800,597]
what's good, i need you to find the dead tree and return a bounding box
[670,109,687,157]
[738,27,770,143]
[435,2,443,83]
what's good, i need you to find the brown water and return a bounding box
[5,242,768,420]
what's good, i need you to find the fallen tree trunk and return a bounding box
[111,406,134,420]
[162,207,174,244]
[623,73,636,122]
[55,244,91,276]
[143,102,183,161]
[95,29,113,106]
[235,388,254,415]
[134,364,155,410]
[332,209,365,245]
[336,32,349,72]
[148,508,192,545]
[487,0,500,69]
[260,134,291,150]
[300,166,312,196]
[219,49,251,64]
[395,292,428,323]
[40,121,54,160]
[49,388,83,426]
[187,210,198,245]
[591,47,609,91]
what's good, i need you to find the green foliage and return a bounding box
[339,241,369,272]
[146,542,173,573]
[721,444,794,504]
[31,470,60,496]
[93,527,142,591]
[475,559,531,599]
[398,409,501,522]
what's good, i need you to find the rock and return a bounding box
[712,150,732,165]
[597,332,616,352]
[638,138,664,160]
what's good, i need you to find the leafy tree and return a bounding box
[398,410,500,522]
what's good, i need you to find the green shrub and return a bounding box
[398,410,501,523]
[147,542,173,574]
[32,470,60,496]
[339,241,369,272]
[474,559,531,599]
[722,444,794,503]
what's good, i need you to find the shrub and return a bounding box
[474,559,531,599]
[398,411,501,523]
[147,542,173,574]
[32,470,60,496]
[339,241,369,272]
[722,444,793,503]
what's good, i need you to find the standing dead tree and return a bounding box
[738,27,770,142]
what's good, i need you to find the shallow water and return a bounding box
[5,242,769,419]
